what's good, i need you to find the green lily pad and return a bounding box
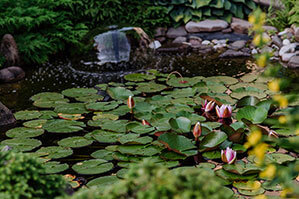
[264,153,296,164]
[166,77,202,87]
[158,132,195,153]
[118,134,153,145]
[91,149,115,161]
[136,82,167,93]
[72,159,114,175]
[33,98,70,108]
[126,122,155,134]
[205,76,238,85]
[262,181,282,191]
[169,117,191,133]
[236,106,268,124]
[240,73,258,83]
[1,138,42,152]
[166,104,194,113]
[86,101,119,111]
[202,151,221,159]
[44,161,69,174]
[36,146,73,159]
[238,187,265,196]
[57,136,93,148]
[206,81,228,93]
[124,73,156,82]
[88,130,122,143]
[199,131,228,151]
[233,181,261,190]
[6,127,44,138]
[14,110,41,120]
[58,113,84,120]
[160,151,187,160]
[43,119,85,133]
[92,113,119,121]
[96,84,108,90]
[215,169,257,181]
[117,145,163,156]
[39,111,57,119]
[116,168,129,178]
[223,160,262,175]
[236,96,260,108]
[62,88,97,98]
[107,87,133,100]
[87,176,119,187]
[54,103,89,114]
[30,92,64,101]
[100,120,128,133]
[23,119,47,128]
[75,94,104,102]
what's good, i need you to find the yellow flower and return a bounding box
[257,54,267,67]
[296,128,299,136]
[281,188,293,198]
[260,164,276,179]
[268,79,280,92]
[252,143,268,165]
[278,116,287,124]
[246,130,262,148]
[255,195,267,199]
[273,95,288,108]
[253,34,262,46]
[249,14,255,24]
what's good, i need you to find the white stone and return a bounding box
[281,53,296,62]
[278,29,288,36]
[202,40,211,45]
[282,39,291,46]
[149,40,161,49]
[213,44,227,50]
[251,49,258,54]
[185,20,228,33]
[172,36,187,44]
[279,43,296,56]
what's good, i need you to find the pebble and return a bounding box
[202,40,211,45]
[282,39,291,46]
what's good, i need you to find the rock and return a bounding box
[231,18,252,34]
[282,39,291,46]
[166,27,187,39]
[219,49,251,58]
[0,66,25,83]
[272,35,282,47]
[213,44,227,50]
[154,27,167,37]
[287,56,299,68]
[279,43,296,56]
[229,40,247,50]
[263,33,271,44]
[202,40,211,45]
[190,32,251,42]
[294,26,299,42]
[185,20,228,33]
[222,28,232,33]
[0,101,16,126]
[156,37,166,43]
[241,48,251,54]
[189,36,202,45]
[281,53,296,62]
[172,36,187,44]
[0,34,20,67]
[278,28,293,37]
[263,25,278,33]
[253,0,284,9]
[261,46,274,53]
[251,49,258,54]
[149,40,161,49]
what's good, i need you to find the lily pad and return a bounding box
[240,73,258,83]
[215,169,257,181]
[43,119,85,133]
[158,132,195,154]
[58,113,84,120]
[62,88,97,98]
[39,111,57,119]
[36,146,73,159]
[202,151,221,159]
[118,134,153,145]
[169,117,191,133]
[126,122,155,134]
[238,187,265,196]
[91,149,115,161]
[223,160,262,175]
[100,120,128,133]
[136,82,167,93]
[75,94,104,102]
[107,87,133,100]
[205,76,238,85]
[86,101,119,111]
[14,110,41,120]
[33,98,69,108]
[44,161,69,174]
[124,73,155,82]
[199,131,228,151]
[236,106,268,124]
[72,159,114,175]
[57,136,93,148]
[117,145,163,156]
[233,181,261,191]
[236,96,260,108]
[88,130,123,143]
[54,103,89,114]
[160,151,187,160]
[6,127,44,138]
[1,138,42,152]
[87,175,119,187]
[30,92,64,101]
[23,119,47,128]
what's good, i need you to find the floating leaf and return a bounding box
[236,106,268,124]
[58,136,93,148]
[124,73,155,82]
[223,160,262,175]
[238,187,265,196]
[54,103,89,114]
[126,122,155,134]
[30,92,64,101]
[88,130,123,143]
[33,98,69,108]
[169,117,192,133]
[118,134,153,145]
[215,169,257,181]
[199,131,228,151]
[136,82,167,93]
[75,94,104,103]
[44,161,69,174]
[100,120,128,133]
[62,88,97,98]
[117,145,163,156]
[86,101,119,111]
[6,127,44,138]
[107,87,133,100]
[205,76,238,85]
[1,138,41,152]
[14,110,41,120]
[91,150,115,161]
[158,132,195,154]
[93,113,119,121]
[36,146,73,159]
[72,159,114,175]
[23,119,47,128]
[39,111,57,119]
[240,73,258,83]
[236,96,260,108]
[43,119,85,133]
[202,151,221,159]
[58,113,84,120]
[160,151,187,160]
[87,176,119,187]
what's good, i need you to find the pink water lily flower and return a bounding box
[216,104,232,118]
[221,147,237,164]
[127,96,135,113]
[201,100,216,112]
[193,122,202,141]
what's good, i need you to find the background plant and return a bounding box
[0,150,67,199]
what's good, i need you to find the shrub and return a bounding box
[0,150,67,199]
[67,160,234,199]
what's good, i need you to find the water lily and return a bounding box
[127,96,135,113]
[193,122,202,141]
[142,119,150,126]
[216,104,232,118]
[221,147,237,164]
[201,100,215,112]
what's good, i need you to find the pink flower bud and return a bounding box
[127,96,135,110]
[216,105,233,118]
[221,147,237,164]
[193,122,202,141]
[202,100,216,112]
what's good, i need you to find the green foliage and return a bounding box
[155,0,257,24]
[67,159,234,199]
[0,0,88,64]
[0,150,66,199]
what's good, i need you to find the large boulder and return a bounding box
[230,18,252,34]
[287,56,299,69]
[219,49,251,58]
[0,34,20,67]
[0,66,25,83]
[185,20,228,33]
[0,101,16,126]
[166,27,187,39]
[294,26,299,42]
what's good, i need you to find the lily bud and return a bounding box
[216,105,233,119]
[202,100,216,112]
[268,130,278,138]
[127,96,135,112]
[193,122,202,141]
[221,147,237,164]
[142,119,150,126]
